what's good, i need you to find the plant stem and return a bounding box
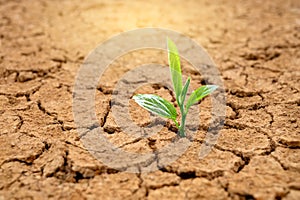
[178,105,186,137]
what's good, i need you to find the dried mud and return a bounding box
[0,0,300,199]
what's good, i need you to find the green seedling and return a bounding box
[133,38,218,137]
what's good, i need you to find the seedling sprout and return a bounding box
[133,38,218,137]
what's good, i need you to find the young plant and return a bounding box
[133,38,218,137]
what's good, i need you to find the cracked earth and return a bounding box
[0,0,300,199]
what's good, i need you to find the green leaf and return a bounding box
[186,85,218,110]
[133,94,177,120]
[179,77,190,106]
[167,38,182,102]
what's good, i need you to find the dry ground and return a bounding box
[0,0,300,199]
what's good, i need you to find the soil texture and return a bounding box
[0,0,300,199]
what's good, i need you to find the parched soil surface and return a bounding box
[1,0,300,199]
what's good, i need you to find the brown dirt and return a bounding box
[0,0,300,199]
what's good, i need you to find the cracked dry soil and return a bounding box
[0,0,300,199]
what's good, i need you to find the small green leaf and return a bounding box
[167,38,182,102]
[179,77,190,106]
[186,85,218,110]
[133,94,177,120]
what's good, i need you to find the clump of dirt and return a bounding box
[0,0,300,199]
